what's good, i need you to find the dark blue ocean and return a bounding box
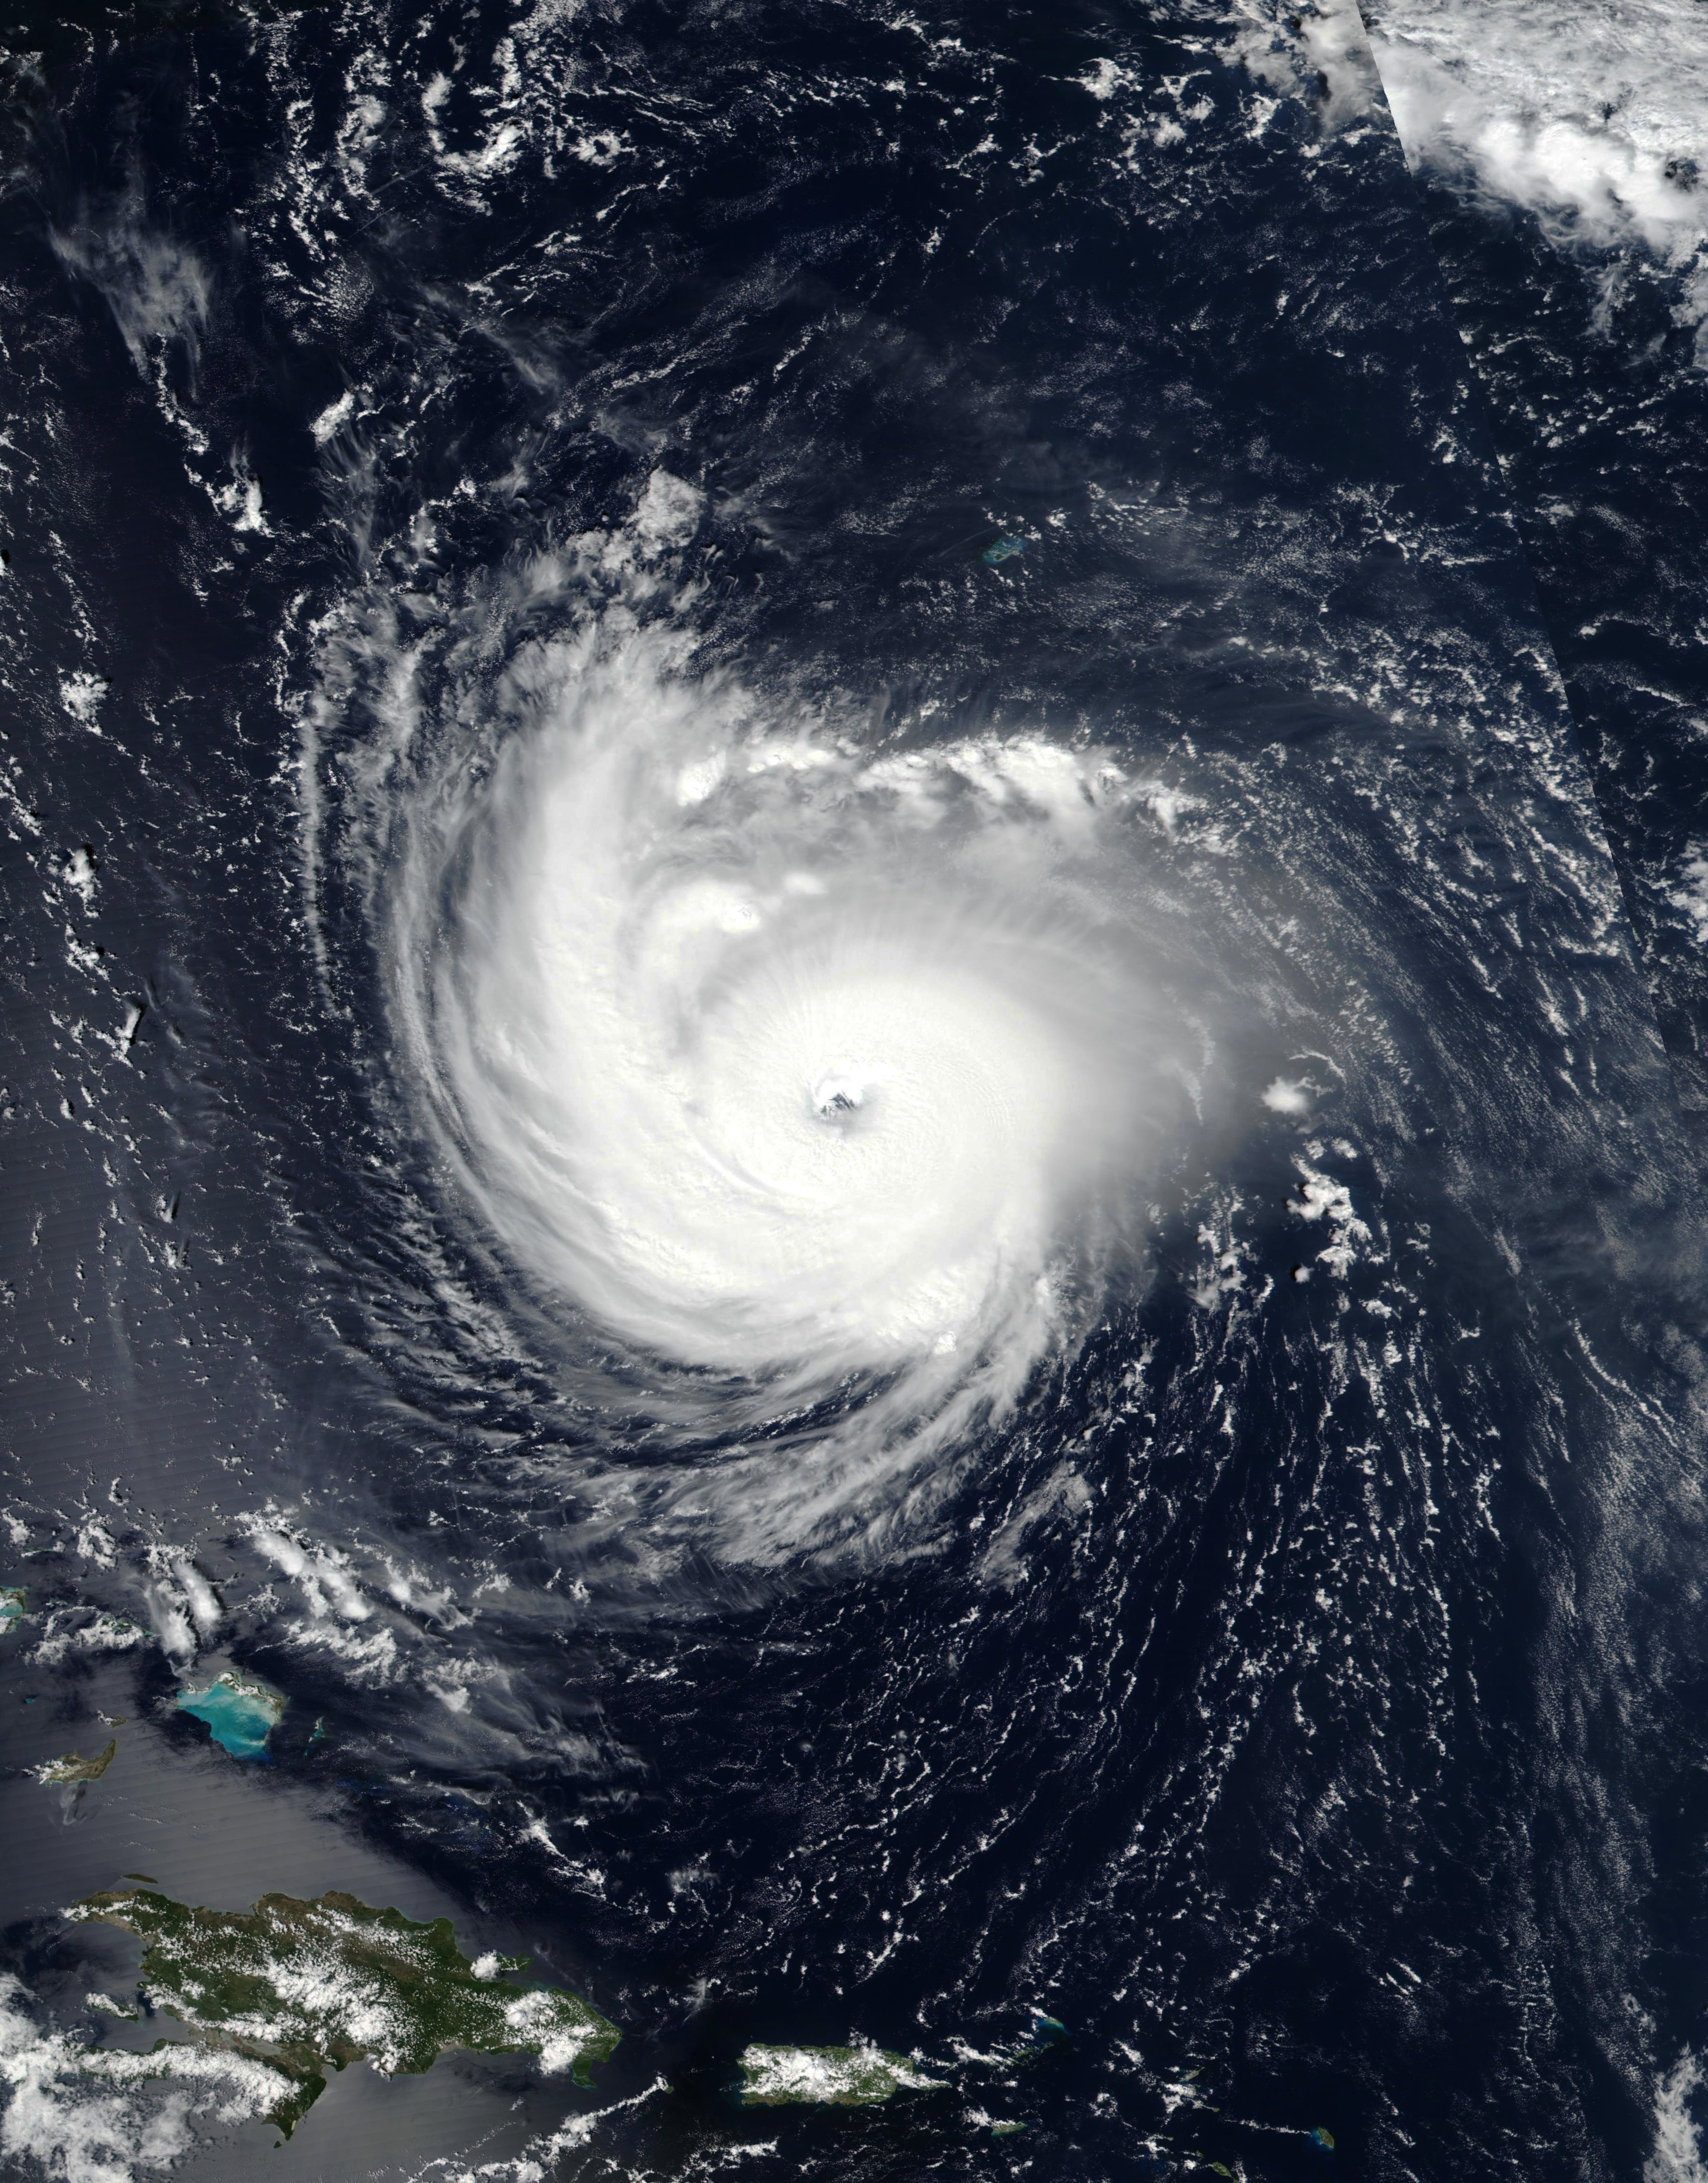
[4,2,1708,2178]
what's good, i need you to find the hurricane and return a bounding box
[330,549,1229,1556]
[8,1,1708,2180]
[403,660,1142,1384]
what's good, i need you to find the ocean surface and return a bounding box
[4,1,1708,2178]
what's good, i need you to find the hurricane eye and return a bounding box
[809,1067,878,1120]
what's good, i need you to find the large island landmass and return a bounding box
[68,1886,620,2137]
[737,2042,938,2107]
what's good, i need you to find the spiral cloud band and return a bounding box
[385,625,1194,1482]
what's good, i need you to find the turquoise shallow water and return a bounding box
[176,1679,283,1763]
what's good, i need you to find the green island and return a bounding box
[35,1737,118,1784]
[737,2042,938,2107]
[0,1586,24,1634]
[66,1886,621,2138]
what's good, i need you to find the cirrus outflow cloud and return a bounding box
[1367,0,1708,329]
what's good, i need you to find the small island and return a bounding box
[34,1738,117,1784]
[67,1886,621,2138]
[0,1587,24,1635]
[737,2042,938,2107]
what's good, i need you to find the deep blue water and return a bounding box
[1396,148,1708,1143]
[3,3,1708,2179]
